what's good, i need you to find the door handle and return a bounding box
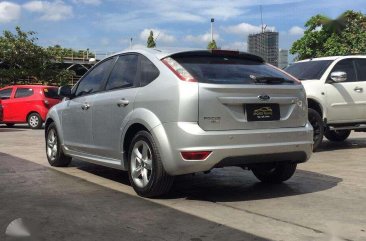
[117,99,129,107]
[81,103,90,110]
[354,87,363,92]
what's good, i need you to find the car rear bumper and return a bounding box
[152,122,313,175]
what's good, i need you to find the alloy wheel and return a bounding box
[46,129,58,161]
[130,140,153,188]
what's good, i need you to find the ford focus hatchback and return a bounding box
[45,49,313,197]
[0,85,61,129]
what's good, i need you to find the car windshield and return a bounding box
[285,60,333,80]
[173,56,297,85]
[43,88,61,99]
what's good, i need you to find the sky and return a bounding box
[0,0,366,59]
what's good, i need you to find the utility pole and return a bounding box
[130,37,133,49]
[210,18,215,42]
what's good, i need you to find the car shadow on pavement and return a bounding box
[72,159,342,202]
[317,138,366,153]
[0,125,44,130]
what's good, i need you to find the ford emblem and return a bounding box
[258,94,270,101]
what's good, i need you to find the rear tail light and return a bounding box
[181,151,212,160]
[162,57,197,82]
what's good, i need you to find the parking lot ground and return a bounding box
[0,126,366,241]
[0,152,266,241]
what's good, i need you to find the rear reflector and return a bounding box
[181,151,212,160]
[162,57,197,82]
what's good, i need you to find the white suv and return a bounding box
[285,56,366,150]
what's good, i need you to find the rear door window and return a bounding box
[139,55,160,87]
[15,88,34,98]
[173,55,296,85]
[0,88,12,100]
[44,88,61,99]
[105,54,139,90]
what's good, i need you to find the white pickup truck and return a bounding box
[285,56,366,150]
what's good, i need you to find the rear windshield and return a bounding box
[43,88,61,99]
[285,60,332,80]
[173,56,297,85]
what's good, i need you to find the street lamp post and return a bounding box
[211,18,215,42]
[130,37,133,49]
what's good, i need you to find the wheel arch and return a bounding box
[121,108,163,168]
[307,98,325,119]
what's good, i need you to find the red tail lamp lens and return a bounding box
[181,151,212,160]
[162,57,197,82]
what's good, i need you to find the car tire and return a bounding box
[46,122,72,167]
[308,108,324,151]
[128,130,174,198]
[6,123,15,127]
[28,113,43,129]
[251,163,297,183]
[325,130,351,142]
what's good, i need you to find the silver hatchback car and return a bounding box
[45,49,313,197]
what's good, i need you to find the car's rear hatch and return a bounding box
[42,87,62,107]
[168,51,307,131]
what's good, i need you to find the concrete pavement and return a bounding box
[0,126,365,241]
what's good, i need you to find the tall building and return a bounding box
[278,49,289,69]
[248,31,279,66]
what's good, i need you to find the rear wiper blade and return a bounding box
[250,75,293,84]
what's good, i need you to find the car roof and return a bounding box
[111,48,264,62]
[2,85,57,89]
[297,55,366,63]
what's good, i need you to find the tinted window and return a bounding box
[329,59,356,82]
[106,55,138,90]
[15,88,34,98]
[75,58,114,97]
[140,55,160,86]
[44,88,61,99]
[355,59,366,81]
[174,56,296,85]
[0,88,12,100]
[284,60,332,80]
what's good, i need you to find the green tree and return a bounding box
[0,27,76,86]
[207,40,218,50]
[147,30,156,48]
[290,10,366,60]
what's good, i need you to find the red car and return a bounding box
[0,85,61,129]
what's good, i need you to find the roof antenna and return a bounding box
[154,32,161,46]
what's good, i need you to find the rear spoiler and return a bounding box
[169,50,264,63]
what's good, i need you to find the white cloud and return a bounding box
[72,0,101,5]
[140,29,176,43]
[225,22,275,36]
[201,6,244,20]
[0,1,21,23]
[185,32,220,43]
[221,41,248,52]
[289,26,304,35]
[23,1,73,21]
[161,12,205,23]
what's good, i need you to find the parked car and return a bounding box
[45,49,313,197]
[285,56,366,150]
[0,85,61,129]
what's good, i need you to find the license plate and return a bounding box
[246,104,280,121]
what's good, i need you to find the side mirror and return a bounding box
[330,71,347,83]
[58,86,73,98]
